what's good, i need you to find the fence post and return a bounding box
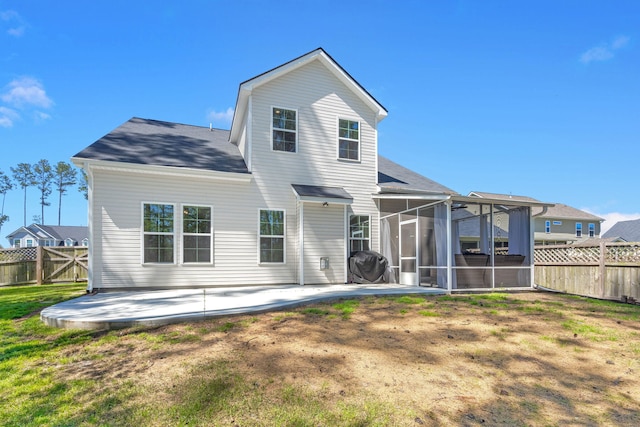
[36,246,44,285]
[599,241,606,299]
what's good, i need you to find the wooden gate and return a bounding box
[37,247,88,284]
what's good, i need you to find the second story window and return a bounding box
[588,223,595,237]
[272,107,297,153]
[545,220,551,233]
[338,119,360,161]
[576,222,582,238]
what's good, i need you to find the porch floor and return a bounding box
[41,283,445,330]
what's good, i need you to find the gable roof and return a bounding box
[230,48,388,143]
[534,203,603,221]
[602,218,640,242]
[469,191,601,221]
[6,224,88,243]
[72,117,249,174]
[468,191,539,204]
[378,156,457,195]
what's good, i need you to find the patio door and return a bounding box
[399,219,418,286]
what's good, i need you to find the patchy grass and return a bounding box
[1,285,639,426]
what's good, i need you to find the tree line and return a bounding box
[0,160,87,233]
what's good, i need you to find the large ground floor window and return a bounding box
[143,203,175,263]
[259,209,285,263]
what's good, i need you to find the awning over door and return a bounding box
[291,184,353,204]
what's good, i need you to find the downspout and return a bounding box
[85,162,94,293]
[446,199,452,293]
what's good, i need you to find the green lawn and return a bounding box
[1,284,639,426]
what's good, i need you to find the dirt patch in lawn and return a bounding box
[58,291,640,426]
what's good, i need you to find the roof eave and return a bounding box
[72,158,253,183]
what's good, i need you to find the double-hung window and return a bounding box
[338,119,360,161]
[183,205,212,263]
[545,220,551,233]
[588,223,595,238]
[576,222,582,238]
[259,209,285,263]
[349,215,370,254]
[143,203,175,263]
[272,107,297,152]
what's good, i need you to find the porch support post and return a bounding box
[529,210,535,287]
[344,204,348,284]
[446,199,452,293]
[299,200,304,286]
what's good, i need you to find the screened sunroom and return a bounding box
[376,195,551,291]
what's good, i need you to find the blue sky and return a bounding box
[1,0,638,244]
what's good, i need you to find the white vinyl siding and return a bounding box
[88,58,381,289]
[250,60,379,253]
[302,203,345,284]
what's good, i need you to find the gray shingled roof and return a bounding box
[469,191,540,203]
[470,191,602,221]
[75,117,453,194]
[602,218,640,242]
[38,225,88,243]
[73,117,249,174]
[377,156,457,195]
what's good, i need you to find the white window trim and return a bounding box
[271,106,298,154]
[545,220,551,234]
[337,117,361,162]
[258,208,286,265]
[588,223,595,238]
[141,201,177,265]
[576,222,583,238]
[181,203,214,264]
[349,214,371,253]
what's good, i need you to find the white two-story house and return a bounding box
[73,48,546,292]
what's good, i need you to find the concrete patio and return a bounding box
[41,283,446,330]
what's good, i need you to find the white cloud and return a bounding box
[580,35,630,64]
[1,10,26,37]
[206,107,234,127]
[2,77,53,108]
[0,106,19,127]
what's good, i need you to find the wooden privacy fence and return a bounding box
[534,242,640,301]
[0,246,88,286]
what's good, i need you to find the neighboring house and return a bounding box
[6,224,89,248]
[72,48,546,292]
[469,192,603,245]
[602,218,640,242]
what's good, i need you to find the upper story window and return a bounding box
[545,220,551,233]
[13,239,20,248]
[338,119,360,161]
[143,203,175,263]
[272,107,297,153]
[26,239,34,247]
[259,209,285,263]
[576,222,582,238]
[588,223,595,238]
[64,238,74,247]
[183,205,212,263]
